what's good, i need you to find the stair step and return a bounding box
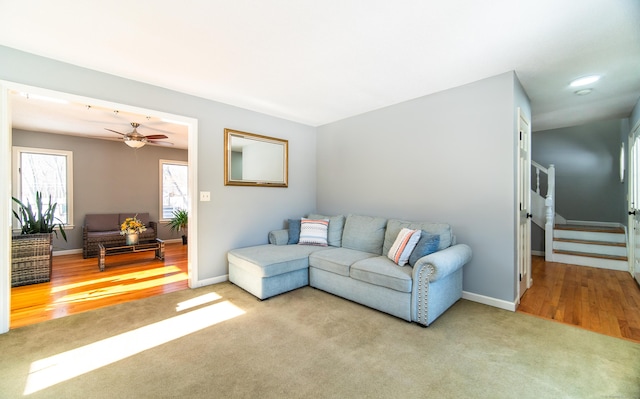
[554,228,626,244]
[554,224,624,234]
[553,238,626,247]
[553,249,627,261]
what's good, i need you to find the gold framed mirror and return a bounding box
[224,128,288,187]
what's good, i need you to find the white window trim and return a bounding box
[159,159,188,223]
[12,146,74,230]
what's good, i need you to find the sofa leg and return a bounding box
[416,322,428,328]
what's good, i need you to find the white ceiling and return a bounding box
[10,92,190,149]
[1,0,639,140]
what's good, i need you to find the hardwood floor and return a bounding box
[12,248,640,343]
[518,256,640,343]
[10,242,188,329]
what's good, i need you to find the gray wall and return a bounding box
[532,119,628,225]
[1,45,317,282]
[316,72,530,304]
[12,128,188,250]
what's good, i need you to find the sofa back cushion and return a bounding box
[383,219,453,256]
[307,214,345,247]
[85,214,120,232]
[341,214,387,255]
[119,213,150,226]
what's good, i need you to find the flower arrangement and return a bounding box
[120,215,147,235]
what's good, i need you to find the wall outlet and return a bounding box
[200,191,211,201]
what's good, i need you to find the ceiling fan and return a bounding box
[105,122,173,148]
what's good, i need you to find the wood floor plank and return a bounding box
[12,249,640,343]
[519,256,640,342]
[10,242,188,329]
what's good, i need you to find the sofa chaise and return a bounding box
[82,212,157,258]
[228,214,472,327]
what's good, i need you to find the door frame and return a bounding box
[516,107,532,304]
[0,81,199,334]
[628,120,640,284]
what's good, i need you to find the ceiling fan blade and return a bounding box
[140,124,177,135]
[148,140,174,146]
[105,128,126,136]
[145,134,169,140]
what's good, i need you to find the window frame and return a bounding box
[159,159,189,223]
[12,146,74,230]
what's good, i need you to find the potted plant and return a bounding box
[120,215,147,245]
[168,209,188,245]
[11,191,67,286]
[13,191,68,240]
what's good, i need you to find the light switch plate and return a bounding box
[200,191,211,201]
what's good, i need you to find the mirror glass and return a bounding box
[224,128,288,187]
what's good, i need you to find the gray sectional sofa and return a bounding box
[228,214,472,327]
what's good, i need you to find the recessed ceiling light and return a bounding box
[570,75,601,87]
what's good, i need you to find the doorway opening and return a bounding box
[0,81,199,332]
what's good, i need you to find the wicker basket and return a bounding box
[11,233,53,287]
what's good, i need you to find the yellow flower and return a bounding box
[120,215,147,235]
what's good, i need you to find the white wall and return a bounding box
[0,45,317,284]
[316,72,530,304]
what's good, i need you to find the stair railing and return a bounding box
[532,161,555,261]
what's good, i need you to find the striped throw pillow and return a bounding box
[299,218,329,246]
[387,228,421,266]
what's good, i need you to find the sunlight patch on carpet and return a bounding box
[176,292,222,312]
[23,300,245,395]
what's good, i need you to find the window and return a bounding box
[160,160,188,221]
[12,147,73,227]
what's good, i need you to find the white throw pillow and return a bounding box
[388,228,421,266]
[298,218,329,246]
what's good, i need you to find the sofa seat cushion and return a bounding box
[228,244,331,278]
[309,247,378,277]
[86,230,121,239]
[350,256,413,293]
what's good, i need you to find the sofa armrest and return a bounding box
[268,229,290,245]
[412,244,472,282]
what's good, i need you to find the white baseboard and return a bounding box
[53,248,83,256]
[462,291,516,312]
[531,250,544,257]
[190,274,228,288]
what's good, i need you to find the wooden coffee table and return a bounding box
[98,238,165,271]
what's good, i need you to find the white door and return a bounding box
[628,122,640,285]
[517,108,532,303]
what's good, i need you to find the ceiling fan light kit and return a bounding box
[105,122,171,148]
[124,136,147,148]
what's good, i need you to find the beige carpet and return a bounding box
[1,282,638,399]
